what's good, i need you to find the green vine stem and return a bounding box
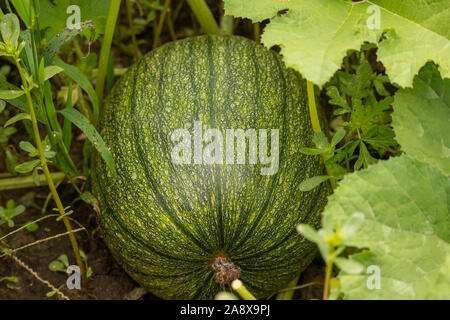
[0,172,65,191]
[166,9,177,41]
[186,0,219,35]
[231,279,256,300]
[306,80,337,189]
[323,260,333,300]
[275,274,300,300]
[96,0,122,111]
[14,59,86,284]
[153,0,171,49]
[220,15,234,36]
[125,0,141,59]
[253,22,260,43]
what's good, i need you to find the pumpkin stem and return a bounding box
[211,254,241,284]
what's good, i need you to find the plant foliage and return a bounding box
[225,0,450,87]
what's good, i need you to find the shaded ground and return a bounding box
[0,186,141,300]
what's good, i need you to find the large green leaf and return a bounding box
[224,0,450,87]
[323,155,450,299]
[392,63,450,176]
[39,0,110,40]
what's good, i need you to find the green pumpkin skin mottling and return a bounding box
[92,35,329,300]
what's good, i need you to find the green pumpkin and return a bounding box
[92,35,329,299]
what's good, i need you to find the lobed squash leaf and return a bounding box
[224,0,450,87]
[323,155,450,299]
[392,62,450,176]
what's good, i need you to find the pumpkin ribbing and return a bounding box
[92,35,329,299]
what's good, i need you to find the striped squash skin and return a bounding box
[92,35,329,299]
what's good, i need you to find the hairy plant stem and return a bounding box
[9,254,69,300]
[306,80,337,189]
[186,0,219,35]
[14,59,86,284]
[96,0,122,111]
[1,227,84,258]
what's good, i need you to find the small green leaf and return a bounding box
[299,147,324,155]
[38,57,45,85]
[79,249,87,262]
[15,159,40,173]
[327,162,346,180]
[48,260,66,272]
[86,266,93,278]
[44,150,56,159]
[12,204,25,217]
[354,142,376,170]
[296,224,323,245]
[0,89,24,100]
[54,59,99,121]
[25,222,38,232]
[4,113,31,128]
[5,149,19,175]
[331,128,346,147]
[43,65,64,81]
[58,107,114,173]
[0,14,20,47]
[0,276,19,283]
[0,99,5,112]
[62,83,73,149]
[299,175,330,191]
[334,257,364,275]
[373,74,390,96]
[313,131,328,150]
[327,86,350,115]
[19,140,35,153]
[341,212,365,239]
[58,254,69,268]
[46,290,57,297]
